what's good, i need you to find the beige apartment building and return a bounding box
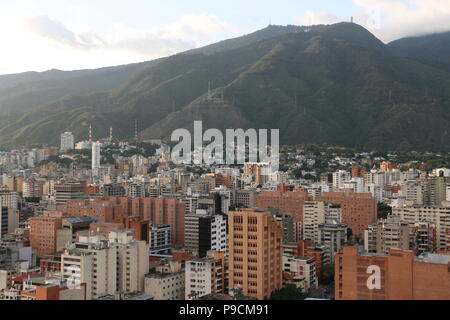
[393,206,450,251]
[185,253,225,300]
[145,260,185,300]
[61,230,149,300]
[61,241,117,300]
[364,215,411,254]
[228,209,283,300]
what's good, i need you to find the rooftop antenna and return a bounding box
[89,124,93,144]
[109,126,113,142]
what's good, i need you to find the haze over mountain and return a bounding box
[1,22,450,151]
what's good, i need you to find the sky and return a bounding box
[1,0,450,75]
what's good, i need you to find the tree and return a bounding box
[377,202,392,219]
[24,197,41,203]
[269,284,307,300]
[303,173,316,181]
[346,228,353,243]
[320,264,335,285]
[292,168,302,179]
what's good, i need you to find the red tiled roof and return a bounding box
[12,273,42,283]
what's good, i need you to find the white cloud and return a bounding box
[0,12,239,74]
[354,0,450,42]
[296,11,342,26]
[297,0,450,43]
[26,15,106,49]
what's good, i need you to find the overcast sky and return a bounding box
[1,0,450,75]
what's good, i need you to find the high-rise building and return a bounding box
[412,220,437,254]
[0,189,19,210]
[102,197,186,248]
[231,189,256,208]
[60,132,74,152]
[420,175,449,206]
[108,230,149,294]
[228,209,283,300]
[127,182,145,198]
[29,216,63,257]
[61,240,117,300]
[0,207,9,237]
[58,199,123,223]
[399,181,423,205]
[185,209,227,258]
[316,192,377,241]
[364,216,410,255]
[145,260,185,300]
[62,230,149,300]
[318,220,347,262]
[282,255,318,293]
[185,251,227,300]
[92,141,101,170]
[255,189,309,226]
[352,165,366,178]
[102,184,126,197]
[54,182,86,206]
[336,246,450,300]
[393,205,450,251]
[303,201,326,242]
[149,224,171,255]
[333,170,351,190]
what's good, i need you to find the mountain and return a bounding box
[186,24,326,56]
[0,24,307,118]
[2,22,450,151]
[0,62,157,117]
[388,32,450,63]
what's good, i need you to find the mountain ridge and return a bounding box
[1,23,450,151]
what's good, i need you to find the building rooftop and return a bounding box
[97,293,154,300]
[415,253,450,265]
[64,216,97,224]
[12,273,42,283]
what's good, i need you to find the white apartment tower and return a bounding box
[92,141,101,170]
[61,230,149,300]
[60,132,75,151]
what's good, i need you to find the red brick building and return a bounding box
[316,192,376,240]
[336,246,450,300]
[255,190,310,223]
[57,199,123,223]
[101,197,185,248]
[29,216,62,257]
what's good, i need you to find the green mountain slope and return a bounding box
[2,22,450,151]
[388,31,450,63]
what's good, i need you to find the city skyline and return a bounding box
[1,0,450,305]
